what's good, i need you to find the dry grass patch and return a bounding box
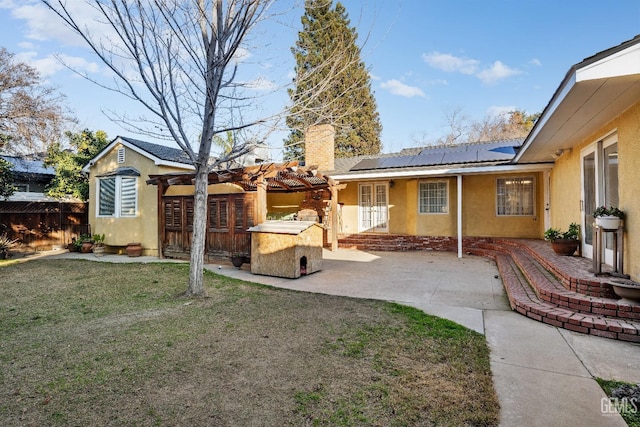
[0,259,499,426]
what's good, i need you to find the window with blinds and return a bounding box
[99,177,116,216]
[120,177,137,217]
[97,176,137,217]
[496,177,535,216]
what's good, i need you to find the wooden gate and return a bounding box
[161,193,255,259]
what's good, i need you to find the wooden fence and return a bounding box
[0,201,89,250]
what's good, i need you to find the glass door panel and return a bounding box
[359,183,389,232]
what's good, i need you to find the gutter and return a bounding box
[329,162,553,182]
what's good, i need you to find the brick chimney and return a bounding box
[304,124,335,171]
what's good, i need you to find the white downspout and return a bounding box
[457,174,462,258]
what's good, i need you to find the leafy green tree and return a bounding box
[284,0,382,160]
[45,129,109,201]
[0,157,15,200]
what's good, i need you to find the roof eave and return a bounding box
[329,162,553,181]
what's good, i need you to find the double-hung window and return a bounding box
[419,181,448,214]
[496,177,534,216]
[97,175,138,217]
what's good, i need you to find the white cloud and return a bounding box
[10,1,118,48]
[380,79,425,98]
[487,105,516,118]
[0,0,17,8]
[476,61,522,84]
[233,47,252,64]
[529,58,542,66]
[14,51,100,77]
[17,41,35,49]
[422,51,479,75]
[423,51,522,84]
[245,76,276,91]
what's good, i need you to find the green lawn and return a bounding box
[0,259,499,426]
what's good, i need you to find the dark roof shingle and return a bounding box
[119,136,193,165]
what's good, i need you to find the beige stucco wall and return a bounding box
[164,182,245,196]
[549,101,640,281]
[337,172,544,238]
[87,142,191,255]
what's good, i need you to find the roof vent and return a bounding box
[117,147,125,164]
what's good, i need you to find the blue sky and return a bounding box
[1,0,639,160]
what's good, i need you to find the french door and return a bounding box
[359,183,389,232]
[581,134,619,263]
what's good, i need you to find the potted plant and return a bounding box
[593,206,625,230]
[67,237,78,252]
[92,234,106,257]
[71,236,85,252]
[79,234,94,253]
[0,233,19,260]
[544,223,580,256]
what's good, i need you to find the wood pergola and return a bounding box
[147,161,345,255]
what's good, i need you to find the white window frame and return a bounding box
[96,176,138,218]
[418,180,449,214]
[496,176,535,216]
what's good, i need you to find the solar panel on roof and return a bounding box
[379,156,415,168]
[406,152,446,167]
[441,150,479,164]
[350,158,385,171]
[476,150,513,162]
[489,146,517,154]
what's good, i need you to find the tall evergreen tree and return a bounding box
[284,0,382,161]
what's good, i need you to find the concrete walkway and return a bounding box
[44,248,640,426]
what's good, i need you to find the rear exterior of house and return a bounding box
[83,136,194,256]
[313,127,552,252]
[334,172,546,239]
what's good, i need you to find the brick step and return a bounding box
[495,239,616,298]
[471,246,640,342]
[475,242,640,322]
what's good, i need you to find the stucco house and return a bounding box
[83,35,640,284]
[82,136,195,255]
[83,135,311,257]
[313,35,640,283]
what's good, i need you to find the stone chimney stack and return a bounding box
[304,124,335,171]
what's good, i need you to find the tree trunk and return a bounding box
[186,163,209,297]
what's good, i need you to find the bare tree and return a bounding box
[428,107,538,146]
[0,48,69,155]
[437,107,470,146]
[42,0,275,297]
